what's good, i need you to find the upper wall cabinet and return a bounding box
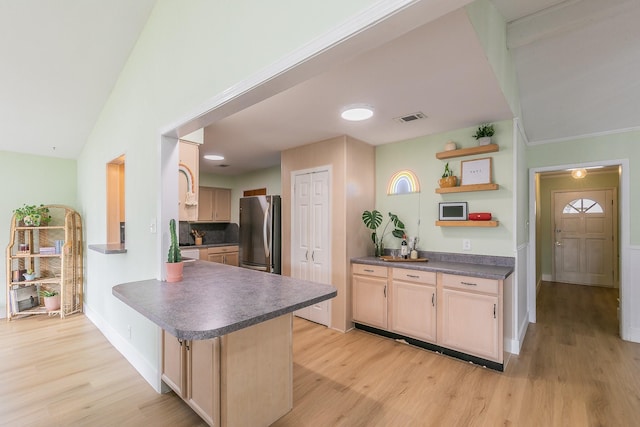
[198,187,231,222]
[179,141,199,221]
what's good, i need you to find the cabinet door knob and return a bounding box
[461,281,477,286]
[407,274,420,279]
[493,304,496,319]
[364,269,374,273]
[431,293,435,307]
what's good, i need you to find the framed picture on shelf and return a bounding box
[461,157,492,185]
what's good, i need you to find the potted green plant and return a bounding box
[166,218,183,283]
[439,162,457,188]
[361,210,405,257]
[472,123,495,146]
[23,269,36,281]
[13,204,52,226]
[39,288,60,311]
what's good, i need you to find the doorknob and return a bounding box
[555,241,562,246]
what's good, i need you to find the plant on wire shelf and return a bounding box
[167,219,182,263]
[361,210,405,256]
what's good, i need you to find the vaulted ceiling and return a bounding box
[1,1,638,175]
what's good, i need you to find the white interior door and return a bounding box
[553,189,614,287]
[292,169,331,326]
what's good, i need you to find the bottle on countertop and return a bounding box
[409,236,418,259]
[400,235,408,259]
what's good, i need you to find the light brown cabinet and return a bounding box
[179,141,199,221]
[198,187,231,222]
[162,331,220,426]
[352,263,508,366]
[162,314,293,426]
[390,268,437,343]
[199,245,239,266]
[438,273,502,362]
[352,263,388,329]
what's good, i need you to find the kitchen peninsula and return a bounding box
[113,261,336,426]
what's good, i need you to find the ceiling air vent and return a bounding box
[395,112,426,123]
[218,164,229,168]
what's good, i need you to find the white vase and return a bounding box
[477,136,492,146]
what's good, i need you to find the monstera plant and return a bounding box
[362,210,405,257]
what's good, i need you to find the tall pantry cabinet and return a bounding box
[281,135,375,332]
[291,169,330,325]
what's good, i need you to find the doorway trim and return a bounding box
[527,159,630,339]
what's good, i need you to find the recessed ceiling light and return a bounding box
[341,105,374,121]
[204,154,224,161]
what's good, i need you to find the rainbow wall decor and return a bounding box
[387,170,420,194]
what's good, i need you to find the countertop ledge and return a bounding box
[179,242,238,249]
[351,256,513,280]
[112,261,336,340]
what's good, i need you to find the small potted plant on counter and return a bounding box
[166,219,183,283]
[439,162,457,188]
[472,123,495,146]
[39,288,60,312]
[361,210,405,257]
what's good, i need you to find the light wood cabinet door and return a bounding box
[198,187,214,221]
[198,187,231,222]
[390,279,437,343]
[206,246,239,266]
[352,273,388,329]
[439,288,500,362]
[187,338,220,426]
[179,141,199,221]
[212,188,231,222]
[223,251,239,266]
[162,330,186,398]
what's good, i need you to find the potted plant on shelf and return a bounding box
[39,288,60,312]
[13,204,52,226]
[361,210,405,257]
[166,219,183,283]
[23,269,36,281]
[472,123,495,146]
[439,162,457,188]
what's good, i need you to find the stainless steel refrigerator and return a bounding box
[239,195,281,274]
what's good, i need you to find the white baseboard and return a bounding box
[622,326,640,343]
[541,273,552,282]
[84,303,161,392]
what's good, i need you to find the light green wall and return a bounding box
[538,171,620,278]
[75,0,377,385]
[200,165,282,223]
[0,151,77,316]
[527,130,640,244]
[375,119,514,256]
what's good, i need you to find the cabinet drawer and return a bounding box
[442,274,499,295]
[207,245,238,254]
[392,268,436,284]
[352,263,387,278]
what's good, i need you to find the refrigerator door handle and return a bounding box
[263,198,271,259]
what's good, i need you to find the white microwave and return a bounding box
[439,202,468,221]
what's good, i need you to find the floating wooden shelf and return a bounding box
[436,220,499,227]
[436,143,499,160]
[436,183,499,194]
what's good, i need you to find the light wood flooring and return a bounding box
[1,282,639,426]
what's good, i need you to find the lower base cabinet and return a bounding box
[199,246,239,267]
[351,264,509,368]
[390,268,437,343]
[162,314,293,426]
[162,333,220,425]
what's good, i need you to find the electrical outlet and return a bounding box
[150,217,157,234]
[462,239,471,251]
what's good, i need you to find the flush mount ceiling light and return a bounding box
[341,104,374,121]
[571,168,587,179]
[204,154,224,161]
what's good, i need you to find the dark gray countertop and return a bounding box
[179,242,239,249]
[351,256,513,280]
[112,261,337,340]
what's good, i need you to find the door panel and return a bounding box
[553,189,614,286]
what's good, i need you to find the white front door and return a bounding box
[292,169,331,326]
[553,189,614,287]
